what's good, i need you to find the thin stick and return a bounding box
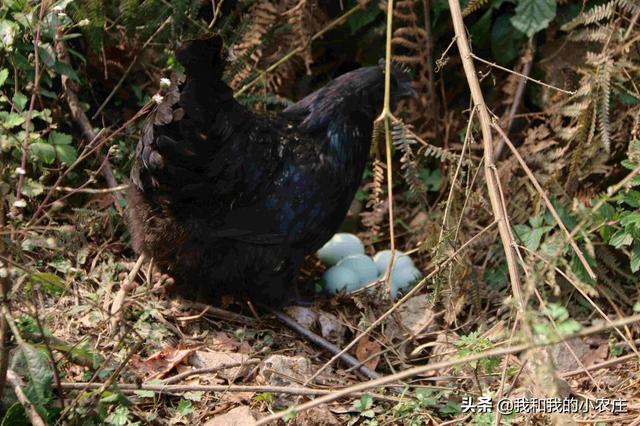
[494,41,535,159]
[110,254,145,332]
[375,0,397,288]
[162,360,261,385]
[46,183,130,194]
[27,104,151,227]
[14,1,48,204]
[561,353,635,378]
[185,302,256,326]
[55,32,122,204]
[304,220,497,385]
[0,274,10,402]
[492,122,597,281]
[59,381,399,402]
[470,52,574,95]
[447,0,525,313]
[255,314,640,425]
[439,105,476,242]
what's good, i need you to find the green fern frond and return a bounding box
[120,0,140,28]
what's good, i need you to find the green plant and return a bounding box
[455,332,500,374]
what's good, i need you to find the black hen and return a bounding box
[127,34,414,306]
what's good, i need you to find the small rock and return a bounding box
[204,406,255,426]
[189,351,257,382]
[318,311,345,343]
[285,306,318,330]
[387,295,438,340]
[550,338,590,373]
[291,405,340,425]
[259,355,312,407]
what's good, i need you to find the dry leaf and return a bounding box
[355,336,381,371]
[129,347,195,380]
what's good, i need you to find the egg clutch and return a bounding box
[317,233,423,298]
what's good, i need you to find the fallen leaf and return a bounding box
[129,347,195,380]
[355,336,380,371]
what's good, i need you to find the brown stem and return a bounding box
[446,0,525,312]
[54,32,123,204]
[14,1,48,204]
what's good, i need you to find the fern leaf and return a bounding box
[597,58,613,154]
[561,1,615,31]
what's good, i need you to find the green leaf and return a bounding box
[37,44,56,68]
[596,202,616,221]
[570,250,596,285]
[348,1,381,34]
[491,14,525,64]
[176,399,193,417]
[31,272,64,296]
[529,215,545,228]
[354,394,373,411]
[620,211,640,227]
[0,69,8,87]
[513,223,552,251]
[0,403,30,426]
[16,344,54,420]
[419,168,442,191]
[470,9,493,48]
[630,244,640,273]
[12,91,28,111]
[282,407,297,422]
[20,179,44,198]
[621,190,640,208]
[511,0,556,37]
[621,159,638,170]
[105,406,130,426]
[609,229,633,248]
[30,142,56,164]
[484,262,508,288]
[55,144,77,165]
[557,319,582,336]
[3,112,25,128]
[53,61,80,82]
[543,303,568,321]
[439,400,461,416]
[49,131,73,145]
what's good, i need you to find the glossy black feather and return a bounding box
[127,34,414,306]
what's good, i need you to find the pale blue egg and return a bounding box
[317,233,365,265]
[337,255,378,285]
[373,250,414,275]
[389,266,422,298]
[323,265,361,294]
